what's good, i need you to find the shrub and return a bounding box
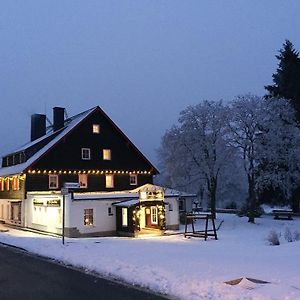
[267,230,280,246]
[237,203,264,218]
[225,201,237,210]
[284,227,293,242]
[294,230,300,241]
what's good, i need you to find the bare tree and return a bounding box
[158,100,232,218]
[228,94,300,222]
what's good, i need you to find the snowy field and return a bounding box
[0,213,300,300]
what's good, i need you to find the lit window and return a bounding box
[84,209,93,226]
[49,175,59,189]
[78,174,88,188]
[151,207,158,224]
[0,179,4,191]
[103,149,111,160]
[122,208,128,227]
[92,124,100,134]
[129,174,137,185]
[5,179,10,191]
[81,148,91,160]
[105,175,114,188]
[12,177,20,191]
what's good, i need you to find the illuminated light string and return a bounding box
[132,204,166,231]
[26,170,152,175]
[0,169,151,182]
[0,174,26,181]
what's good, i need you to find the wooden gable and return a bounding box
[28,107,158,174]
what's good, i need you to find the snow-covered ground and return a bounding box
[1,214,300,300]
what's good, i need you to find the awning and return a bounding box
[112,199,139,208]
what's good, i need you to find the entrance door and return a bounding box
[145,206,158,228]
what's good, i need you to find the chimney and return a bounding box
[31,114,46,141]
[53,107,65,132]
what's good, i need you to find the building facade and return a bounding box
[0,106,194,237]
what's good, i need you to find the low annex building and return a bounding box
[0,106,195,237]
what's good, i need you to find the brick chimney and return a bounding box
[31,114,46,141]
[53,107,65,132]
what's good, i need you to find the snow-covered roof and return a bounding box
[131,184,196,198]
[0,107,95,177]
[112,199,139,207]
[73,191,139,200]
[72,184,196,202]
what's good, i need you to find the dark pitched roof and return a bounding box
[0,106,158,176]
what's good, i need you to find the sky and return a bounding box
[0,1,300,166]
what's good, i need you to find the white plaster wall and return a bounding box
[68,199,116,234]
[0,199,11,222]
[25,194,63,234]
[165,197,179,227]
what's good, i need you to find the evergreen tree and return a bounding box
[265,40,300,122]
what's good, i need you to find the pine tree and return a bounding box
[265,40,300,122]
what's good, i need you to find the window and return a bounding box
[84,209,93,226]
[0,179,4,191]
[49,175,59,189]
[12,177,20,191]
[129,174,137,185]
[122,208,128,227]
[103,149,111,160]
[151,207,158,224]
[105,175,114,188]
[78,174,88,188]
[169,203,173,211]
[108,207,113,216]
[5,179,10,191]
[92,124,100,134]
[81,148,91,160]
[179,198,186,211]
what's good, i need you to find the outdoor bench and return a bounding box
[272,209,294,220]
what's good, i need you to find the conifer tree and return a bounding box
[265,40,300,122]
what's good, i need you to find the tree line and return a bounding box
[157,40,300,223]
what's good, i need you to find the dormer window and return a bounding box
[92,124,100,134]
[103,149,111,160]
[81,148,91,160]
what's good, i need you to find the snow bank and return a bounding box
[0,214,300,300]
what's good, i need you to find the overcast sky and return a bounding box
[0,1,300,166]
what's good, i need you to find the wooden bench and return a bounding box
[272,209,294,220]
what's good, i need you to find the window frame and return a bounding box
[122,207,128,227]
[129,174,137,186]
[49,175,59,189]
[92,124,100,134]
[81,148,91,160]
[105,174,114,188]
[12,177,20,191]
[0,179,4,191]
[78,174,88,188]
[108,207,113,216]
[5,179,10,191]
[84,208,94,226]
[102,149,112,161]
[151,206,158,224]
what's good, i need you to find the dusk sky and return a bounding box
[1,1,300,166]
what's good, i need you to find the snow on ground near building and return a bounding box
[1,214,300,300]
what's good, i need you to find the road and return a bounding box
[0,245,167,300]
